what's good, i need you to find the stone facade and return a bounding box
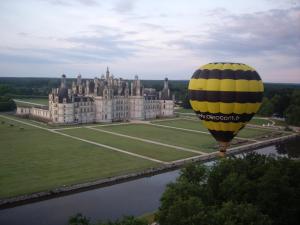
[17,68,175,124]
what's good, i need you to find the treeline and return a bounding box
[258,88,300,126]
[0,77,189,101]
[0,96,16,112]
[0,77,60,97]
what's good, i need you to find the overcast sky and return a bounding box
[0,0,299,82]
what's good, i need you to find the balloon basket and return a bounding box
[218,142,230,158]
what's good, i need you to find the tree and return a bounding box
[156,154,300,225]
[69,213,90,225]
[285,90,300,126]
[257,97,273,116]
[271,94,290,117]
[68,215,148,225]
[212,201,271,225]
[181,94,192,109]
[0,96,16,112]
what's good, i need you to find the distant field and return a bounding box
[0,114,287,199]
[152,118,274,139]
[14,98,48,106]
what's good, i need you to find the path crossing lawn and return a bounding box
[238,127,273,139]
[151,119,208,132]
[250,118,272,126]
[99,124,217,152]
[151,119,275,139]
[15,98,48,106]
[0,117,158,199]
[61,127,198,161]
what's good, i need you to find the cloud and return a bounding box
[0,31,143,65]
[172,6,300,58]
[113,0,137,13]
[43,0,98,6]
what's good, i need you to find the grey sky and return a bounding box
[0,0,299,82]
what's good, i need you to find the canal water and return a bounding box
[0,137,299,225]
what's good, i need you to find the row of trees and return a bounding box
[0,96,16,112]
[258,90,300,125]
[69,154,300,225]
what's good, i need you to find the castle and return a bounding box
[17,68,174,124]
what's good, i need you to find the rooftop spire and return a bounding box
[106,66,110,80]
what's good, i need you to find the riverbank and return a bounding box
[0,132,297,209]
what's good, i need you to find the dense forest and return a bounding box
[0,77,300,125]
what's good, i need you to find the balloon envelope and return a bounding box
[188,62,264,144]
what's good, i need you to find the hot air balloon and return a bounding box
[188,62,264,156]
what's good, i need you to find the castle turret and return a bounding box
[77,74,82,85]
[106,67,110,80]
[86,80,90,95]
[58,74,68,103]
[164,77,168,89]
[61,74,66,88]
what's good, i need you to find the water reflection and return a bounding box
[275,136,300,158]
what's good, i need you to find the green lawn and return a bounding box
[249,117,271,126]
[14,98,48,106]
[0,114,284,199]
[151,118,274,139]
[99,124,217,152]
[174,108,194,113]
[152,119,208,132]
[271,118,287,127]
[0,116,158,199]
[238,127,272,139]
[61,127,198,161]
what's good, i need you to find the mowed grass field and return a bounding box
[14,98,48,106]
[61,127,198,161]
[151,119,274,139]
[97,124,217,152]
[0,114,283,199]
[0,116,158,198]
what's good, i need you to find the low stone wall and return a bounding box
[0,133,298,209]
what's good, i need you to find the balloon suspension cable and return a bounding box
[218,142,230,157]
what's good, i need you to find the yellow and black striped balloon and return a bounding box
[188,62,264,144]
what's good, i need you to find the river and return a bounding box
[0,137,299,225]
